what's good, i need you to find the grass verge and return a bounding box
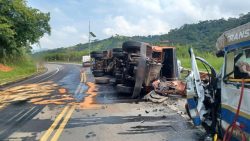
[0,61,38,85]
[179,56,224,72]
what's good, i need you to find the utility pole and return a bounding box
[88,21,96,57]
[88,21,91,57]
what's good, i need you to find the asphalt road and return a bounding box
[0,63,204,141]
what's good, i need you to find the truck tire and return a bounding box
[112,48,123,52]
[116,84,133,94]
[90,51,103,58]
[115,73,123,79]
[122,41,142,52]
[95,77,110,84]
[93,70,104,77]
[115,79,123,84]
[112,52,124,58]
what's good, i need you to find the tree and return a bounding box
[0,0,50,63]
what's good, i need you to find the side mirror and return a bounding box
[216,50,224,57]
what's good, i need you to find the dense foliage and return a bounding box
[161,12,250,51]
[0,0,50,63]
[38,12,250,62]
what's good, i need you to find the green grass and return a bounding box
[0,61,36,85]
[179,55,224,72]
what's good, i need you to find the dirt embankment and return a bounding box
[0,64,13,72]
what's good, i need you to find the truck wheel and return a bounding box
[112,48,123,52]
[95,77,110,84]
[93,70,104,77]
[115,73,123,79]
[122,41,142,52]
[115,79,123,84]
[90,51,103,58]
[116,84,133,94]
[112,52,124,58]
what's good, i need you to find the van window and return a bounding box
[224,47,250,82]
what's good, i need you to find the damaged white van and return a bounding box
[186,22,250,141]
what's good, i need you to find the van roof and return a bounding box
[216,22,250,51]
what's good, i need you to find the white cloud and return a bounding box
[103,16,170,36]
[53,7,61,13]
[125,0,164,14]
[28,0,250,50]
[62,26,78,33]
[34,27,88,50]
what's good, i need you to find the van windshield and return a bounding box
[224,47,250,82]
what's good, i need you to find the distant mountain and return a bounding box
[36,12,250,61]
[161,12,250,51]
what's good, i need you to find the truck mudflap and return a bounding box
[132,43,147,98]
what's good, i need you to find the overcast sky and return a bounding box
[27,0,250,51]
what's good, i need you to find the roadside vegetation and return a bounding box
[0,58,36,85]
[0,0,50,83]
[175,45,224,71]
[35,13,250,71]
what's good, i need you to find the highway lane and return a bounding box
[0,63,204,141]
[0,63,84,140]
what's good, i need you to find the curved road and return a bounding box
[0,63,203,141]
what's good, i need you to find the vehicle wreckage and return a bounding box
[90,41,184,98]
[186,22,250,141]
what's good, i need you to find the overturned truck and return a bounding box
[90,41,182,98]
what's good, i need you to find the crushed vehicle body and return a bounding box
[90,41,183,99]
[151,46,185,97]
[186,22,250,141]
[116,41,162,98]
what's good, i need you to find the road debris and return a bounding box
[0,81,82,109]
[152,79,186,97]
[78,82,100,109]
[143,91,168,103]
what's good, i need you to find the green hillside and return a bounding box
[36,12,250,62]
[161,12,250,51]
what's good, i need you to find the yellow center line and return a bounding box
[83,72,87,83]
[81,72,86,83]
[51,105,76,141]
[40,69,87,141]
[40,106,70,141]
